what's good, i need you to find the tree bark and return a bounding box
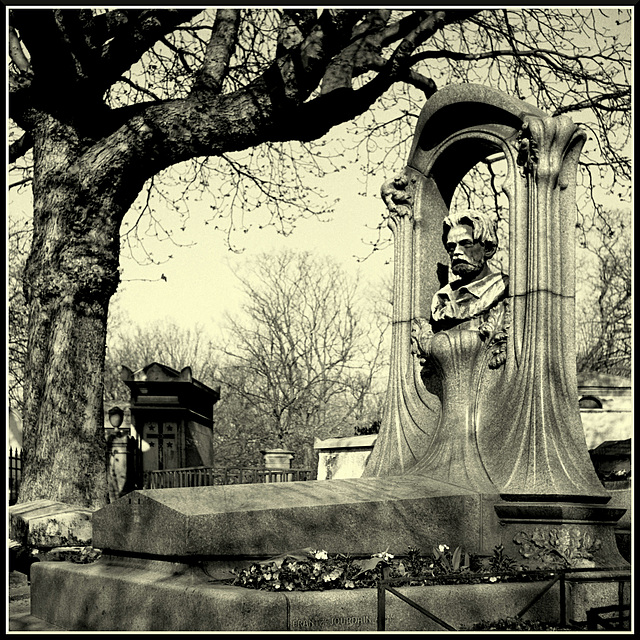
[18,113,127,509]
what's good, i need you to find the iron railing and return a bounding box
[376,566,631,631]
[8,447,22,505]
[587,603,631,630]
[143,465,313,489]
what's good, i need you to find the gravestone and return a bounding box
[30,84,628,631]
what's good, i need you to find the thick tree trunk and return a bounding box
[18,114,125,509]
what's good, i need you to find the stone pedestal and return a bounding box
[261,448,294,469]
[107,432,134,502]
[30,558,566,632]
[261,448,295,482]
[29,476,629,631]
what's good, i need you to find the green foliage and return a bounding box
[431,544,470,574]
[354,420,381,436]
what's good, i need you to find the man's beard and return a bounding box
[451,260,483,277]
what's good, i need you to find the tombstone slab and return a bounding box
[93,476,502,558]
[9,500,94,549]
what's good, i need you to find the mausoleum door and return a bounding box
[142,420,180,471]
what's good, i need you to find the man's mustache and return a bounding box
[452,258,476,267]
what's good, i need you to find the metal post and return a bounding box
[377,569,388,631]
[618,580,624,629]
[559,572,566,627]
[586,608,597,631]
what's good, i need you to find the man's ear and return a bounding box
[483,242,498,260]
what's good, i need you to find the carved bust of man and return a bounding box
[431,209,508,332]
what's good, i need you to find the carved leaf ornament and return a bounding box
[513,528,601,569]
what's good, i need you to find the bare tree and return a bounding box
[8,8,630,506]
[576,208,631,378]
[212,365,275,469]
[104,316,220,402]
[7,217,32,414]
[218,250,388,472]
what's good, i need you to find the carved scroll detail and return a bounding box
[381,172,417,220]
[516,115,582,187]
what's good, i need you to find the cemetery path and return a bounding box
[9,571,64,631]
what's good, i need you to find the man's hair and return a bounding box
[442,209,499,260]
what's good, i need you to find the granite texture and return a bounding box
[93,476,502,557]
[31,557,570,631]
[364,83,609,505]
[30,559,286,631]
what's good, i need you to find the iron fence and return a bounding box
[587,603,631,630]
[8,447,22,505]
[143,465,313,489]
[376,565,631,631]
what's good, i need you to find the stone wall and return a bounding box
[314,435,378,480]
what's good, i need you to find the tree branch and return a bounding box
[9,132,34,164]
[98,9,205,89]
[552,88,631,116]
[193,9,240,94]
[320,10,392,94]
[9,25,32,73]
[116,74,164,102]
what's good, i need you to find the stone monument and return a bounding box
[121,362,221,476]
[30,84,628,631]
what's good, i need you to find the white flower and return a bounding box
[313,549,329,560]
[489,576,498,583]
[373,551,394,562]
[344,580,355,589]
[438,544,449,553]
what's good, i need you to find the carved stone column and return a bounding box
[363,83,626,569]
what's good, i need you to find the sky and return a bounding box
[111,166,394,337]
[7,7,631,346]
